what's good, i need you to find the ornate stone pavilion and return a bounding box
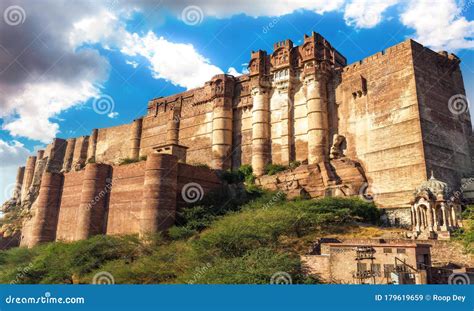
[411,172,463,240]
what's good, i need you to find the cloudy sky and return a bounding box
[0,0,473,203]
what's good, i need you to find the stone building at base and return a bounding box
[2,32,473,247]
[302,240,432,284]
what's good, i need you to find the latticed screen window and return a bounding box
[357,263,367,272]
[397,248,406,254]
[384,264,395,278]
[371,264,381,276]
[383,248,392,253]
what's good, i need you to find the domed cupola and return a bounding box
[414,171,449,200]
[411,171,462,240]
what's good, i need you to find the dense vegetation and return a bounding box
[0,186,380,284]
[454,205,474,254]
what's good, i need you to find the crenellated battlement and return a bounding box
[342,39,461,75]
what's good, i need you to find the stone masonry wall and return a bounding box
[21,154,223,247]
[411,42,474,190]
[55,170,85,242]
[337,39,427,209]
[95,123,134,163]
[106,161,146,235]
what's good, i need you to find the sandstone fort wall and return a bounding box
[337,40,427,209]
[7,33,473,247]
[411,42,473,190]
[20,154,222,247]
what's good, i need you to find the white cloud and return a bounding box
[0,140,31,166]
[125,60,140,68]
[68,8,223,90]
[194,0,346,17]
[0,140,32,204]
[0,1,110,143]
[227,67,242,76]
[69,9,126,49]
[344,0,399,28]
[107,111,119,118]
[400,0,474,51]
[121,32,223,89]
[2,78,104,143]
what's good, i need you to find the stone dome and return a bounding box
[415,171,448,198]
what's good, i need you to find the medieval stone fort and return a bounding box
[2,32,471,248]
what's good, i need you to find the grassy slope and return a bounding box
[0,192,384,284]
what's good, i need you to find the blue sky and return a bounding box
[0,0,473,203]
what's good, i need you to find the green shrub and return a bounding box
[264,163,288,175]
[220,170,244,184]
[139,155,147,161]
[289,161,301,170]
[453,205,474,254]
[195,196,379,258]
[0,235,143,284]
[86,157,96,164]
[87,241,195,284]
[175,185,263,232]
[168,226,198,240]
[190,163,211,169]
[181,248,318,284]
[462,205,474,220]
[118,157,139,165]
